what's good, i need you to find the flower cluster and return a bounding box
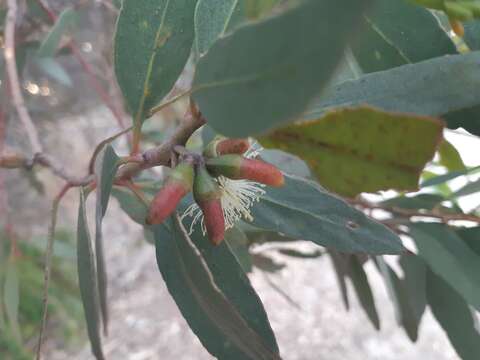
[146,137,284,245]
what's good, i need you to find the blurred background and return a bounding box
[1,0,480,359]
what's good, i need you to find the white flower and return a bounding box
[181,142,266,236]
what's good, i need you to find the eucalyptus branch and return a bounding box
[4,0,43,154]
[349,198,480,224]
[117,106,206,180]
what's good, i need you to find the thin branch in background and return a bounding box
[262,272,302,311]
[4,0,43,154]
[36,184,71,360]
[349,198,480,224]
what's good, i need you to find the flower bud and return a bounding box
[0,152,27,169]
[193,166,225,245]
[206,154,284,187]
[146,162,194,225]
[204,137,250,158]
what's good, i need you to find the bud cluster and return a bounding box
[146,137,284,245]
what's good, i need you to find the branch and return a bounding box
[349,198,480,224]
[4,0,43,154]
[117,107,206,180]
[33,153,94,186]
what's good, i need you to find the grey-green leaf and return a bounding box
[192,0,371,137]
[154,217,280,359]
[410,223,480,310]
[348,256,380,330]
[37,8,77,58]
[114,0,198,128]
[94,145,120,335]
[77,189,104,360]
[426,269,480,360]
[305,51,480,135]
[251,174,404,254]
[352,0,457,73]
[194,0,243,56]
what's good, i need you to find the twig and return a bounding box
[117,106,206,180]
[34,153,94,186]
[36,184,71,360]
[349,198,480,224]
[4,0,43,154]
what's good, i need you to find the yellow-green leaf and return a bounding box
[438,139,466,172]
[260,106,444,196]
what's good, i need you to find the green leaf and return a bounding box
[426,269,480,360]
[352,0,457,73]
[244,0,279,19]
[451,177,480,199]
[259,149,311,178]
[37,8,77,58]
[464,20,480,50]
[112,187,149,225]
[3,257,21,343]
[348,256,380,330]
[377,256,423,341]
[35,57,73,86]
[94,145,120,335]
[421,165,480,187]
[438,139,466,172]
[225,227,253,273]
[410,223,480,309]
[380,193,444,210]
[456,227,480,256]
[114,0,198,128]
[251,174,404,254]
[261,106,444,196]
[278,248,322,259]
[305,51,480,136]
[251,253,285,273]
[77,189,104,360]
[154,217,280,360]
[192,0,371,137]
[328,251,350,310]
[399,255,427,324]
[194,0,243,56]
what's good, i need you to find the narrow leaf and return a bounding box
[77,189,104,360]
[114,0,198,128]
[348,256,380,330]
[377,256,423,341]
[154,217,280,359]
[399,255,427,325]
[225,227,253,273]
[421,165,480,187]
[427,269,480,360]
[192,0,371,137]
[410,223,480,309]
[251,174,405,254]
[37,8,77,58]
[261,106,444,196]
[94,145,120,335]
[328,251,350,310]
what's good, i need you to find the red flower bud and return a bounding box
[204,137,250,157]
[146,162,194,225]
[206,155,284,187]
[193,166,225,245]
